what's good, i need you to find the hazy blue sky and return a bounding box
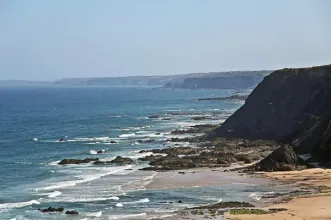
[0,0,330,80]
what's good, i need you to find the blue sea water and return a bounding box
[0,86,286,220]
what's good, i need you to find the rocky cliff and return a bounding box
[209,64,331,160]
[164,71,270,90]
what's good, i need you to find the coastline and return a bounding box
[152,167,331,220]
[226,168,331,220]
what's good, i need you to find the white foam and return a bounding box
[48,191,62,198]
[32,138,38,141]
[53,196,121,203]
[123,198,149,204]
[39,165,132,191]
[86,211,102,217]
[89,149,98,154]
[115,203,123,207]
[89,149,105,154]
[249,193,261,201]
[48,160,61,166]
[108,213,147,220]
[0,200,40,209]
[119,133,136,138]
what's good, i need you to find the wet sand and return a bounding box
[146,166,268,190]
[150,168,331,220]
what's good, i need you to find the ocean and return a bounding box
[0,86,287,220]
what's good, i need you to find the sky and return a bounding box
[0,0,330,81]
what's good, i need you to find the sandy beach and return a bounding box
[146,167,269,190]
[225,168,331,220]
[152,168,331,220]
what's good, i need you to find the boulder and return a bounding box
[58,138,66,142]
[58,158,99,165]
[110,140,117,144]
[254,146,308,171]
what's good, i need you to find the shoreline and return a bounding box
[152,167,331,220]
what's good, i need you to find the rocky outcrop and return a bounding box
[198,95,248,101]
[38,207,64,212]
[210,65,331,159]
[139,147,203,156]
[58,158,99,165]
[139,142,273,171]
[111,156,133,164]
[253,146,308,171]
[65,210,79,215]
[164,73,269,90]
[93,156,133,165]
[138,154,164,162]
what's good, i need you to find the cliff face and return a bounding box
[164,71,270,90]
[165,75,264,90]
[210,65,331,157]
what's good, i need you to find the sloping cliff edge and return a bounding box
[209,64,331,162]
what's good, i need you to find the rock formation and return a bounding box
[253,145,308,171]
[58,158,99,165]
[209,65,331,162]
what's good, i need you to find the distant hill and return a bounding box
[53,70,272,89]
[163,71,272,89]
[1,70,272,89]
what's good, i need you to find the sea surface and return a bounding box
[0,86,288,220]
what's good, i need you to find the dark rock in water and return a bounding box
[253,146,308,171]
[39,207,64,212]
[191,116,211,121]
[137,139,155,143]
[198,95,249,101]
[162,118,171,121]
[155,132,161,135]
[65,210,79,215]
[93,160,112,165]
[58,138,66,142]
[178,200,183,203]
[110,140,117,144]
[94,156,133,165]
[178,171,185,174]
[209,64,331,158]
[97,150,105,154]
[58,158,99,165]
[110,156,133,164]
[149,115,160,119]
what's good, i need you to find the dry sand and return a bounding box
[226,168,331,220]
